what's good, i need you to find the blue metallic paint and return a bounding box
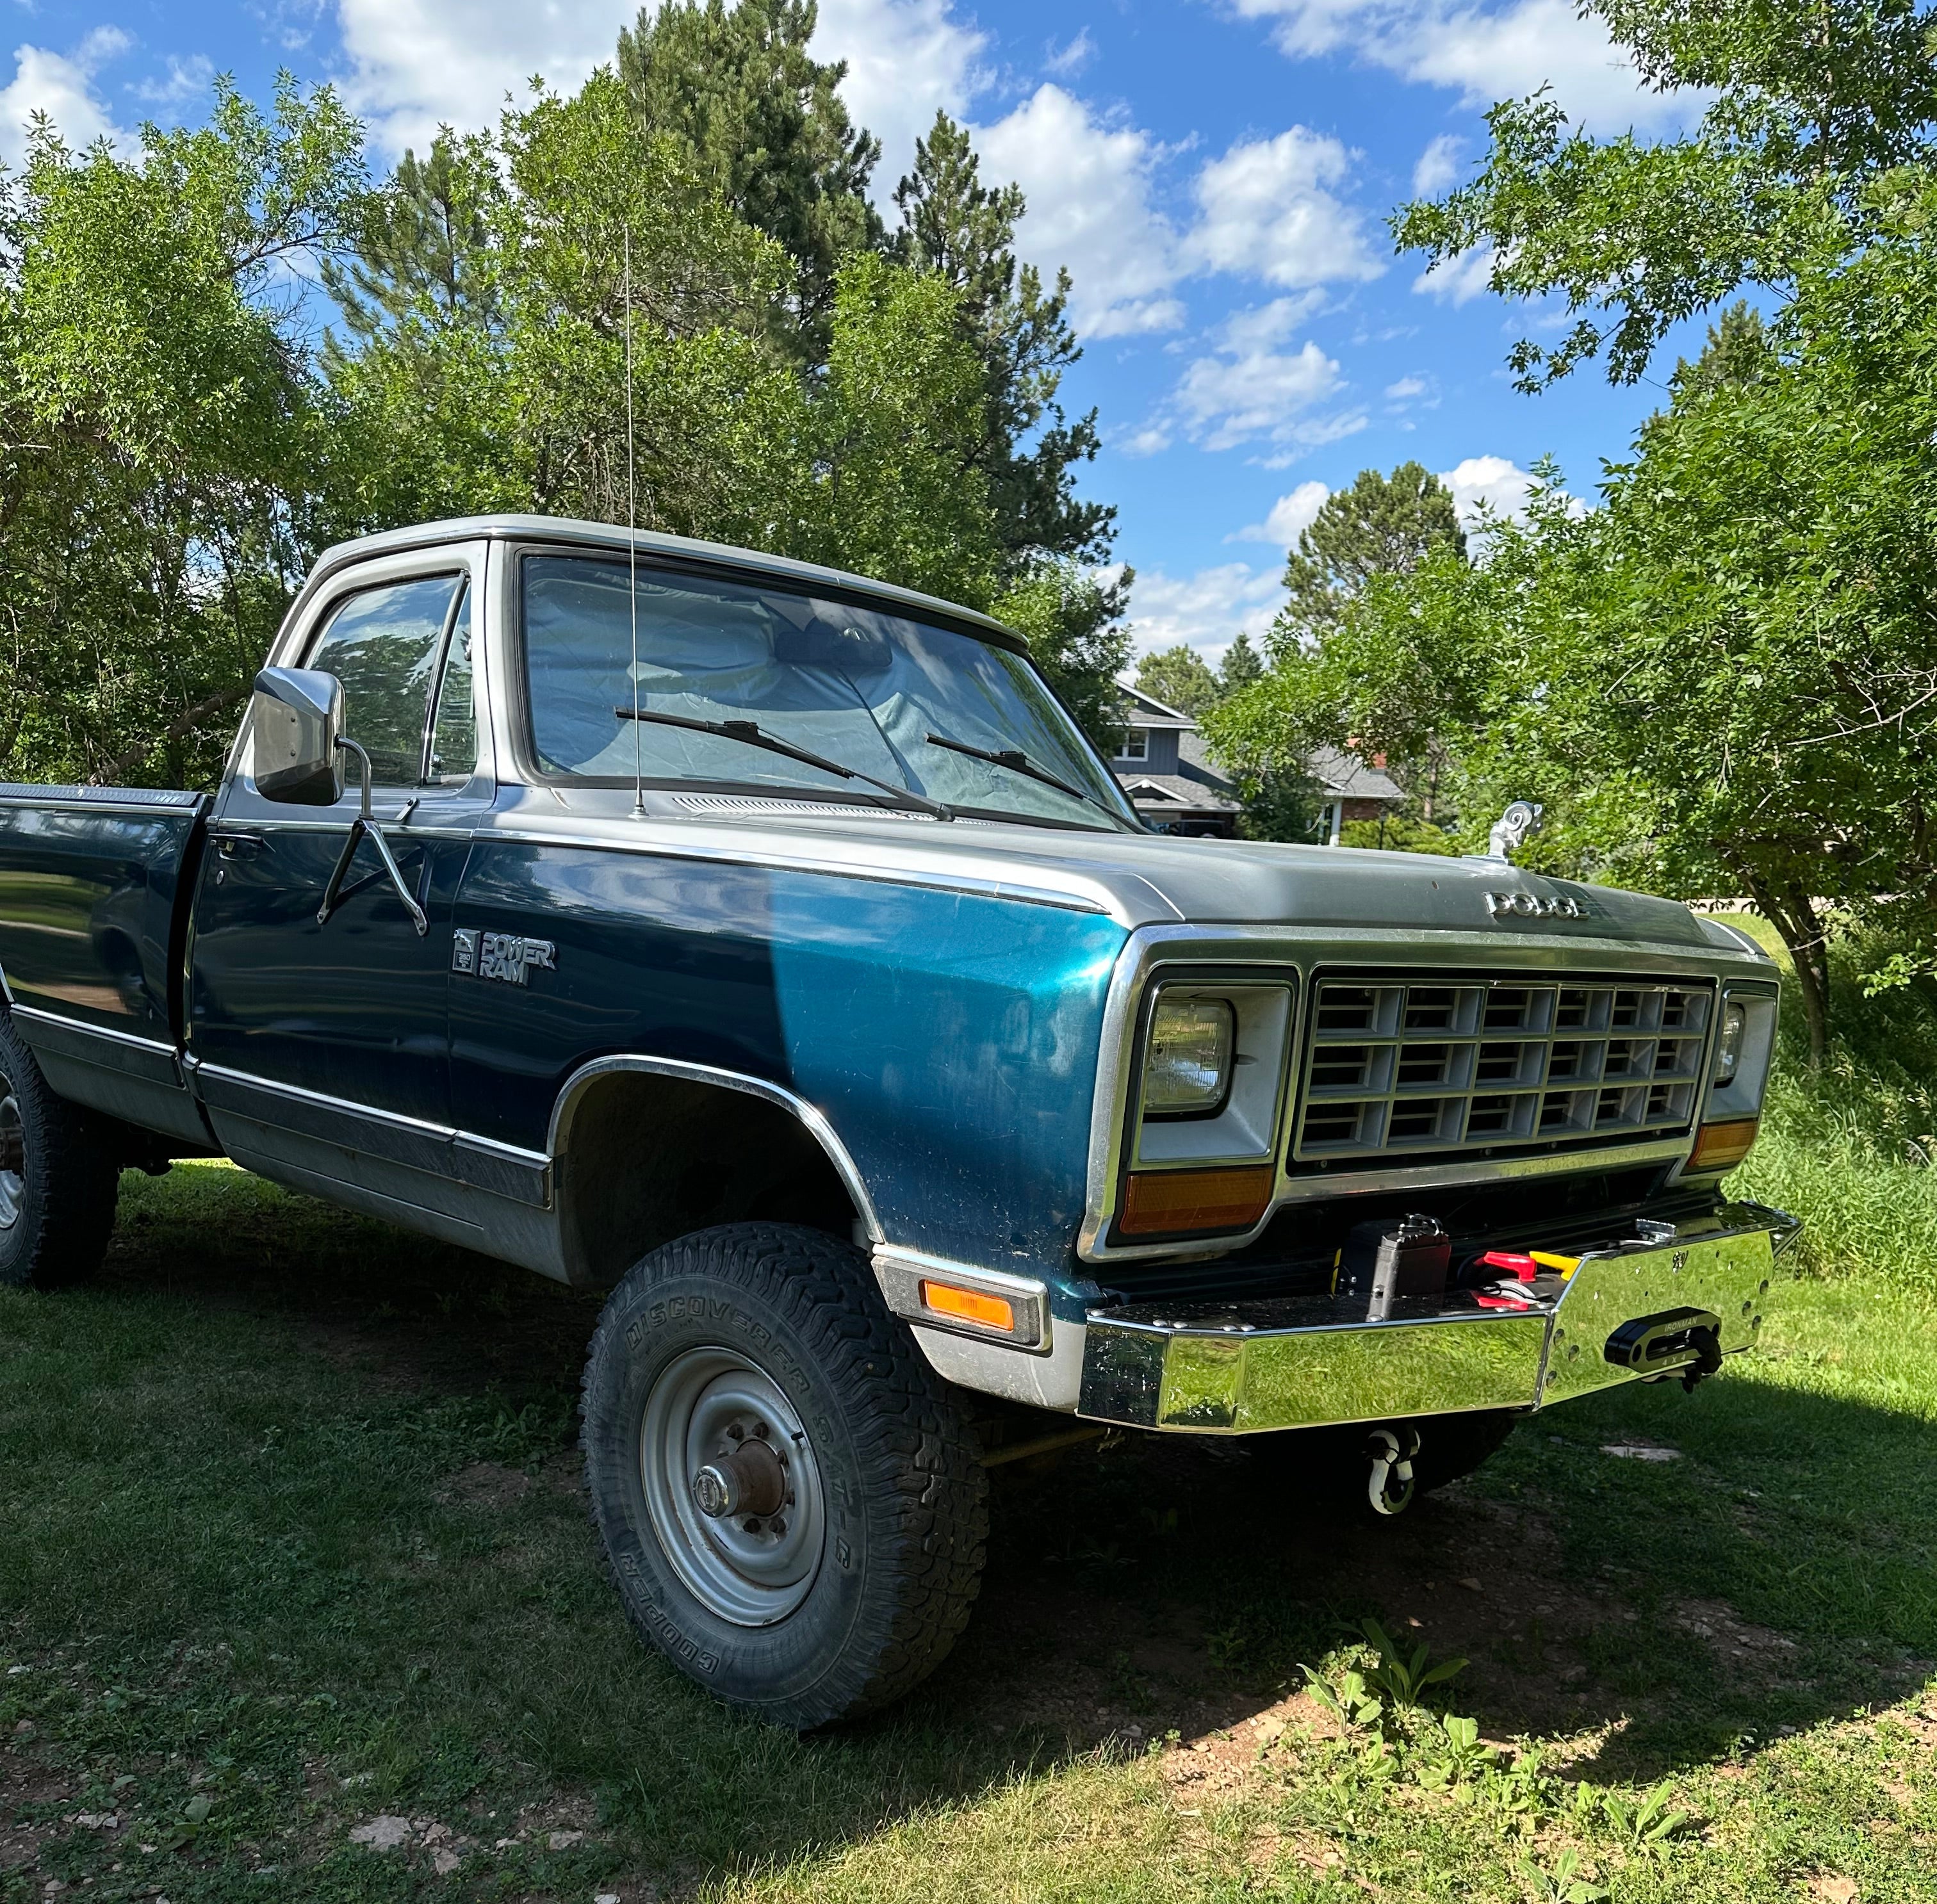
[0,795,208,1040]
[450,831,1126,1280]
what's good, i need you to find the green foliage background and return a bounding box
[0,3,1129,790]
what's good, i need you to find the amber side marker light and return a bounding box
[1120,1164,1275,1237]
[1689,1118,1760,1172]
[920,1280,1017,1334]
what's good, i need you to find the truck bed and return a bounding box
[0,784,209,1146]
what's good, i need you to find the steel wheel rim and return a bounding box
[0,1070,23,1233]
[638,1344,827,1627]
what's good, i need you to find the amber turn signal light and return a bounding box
[1688,1117,1760,1171]
[920,1280,1017,1334]
[1119,1164,1275,1237]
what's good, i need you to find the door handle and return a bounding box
[216,833,266,860]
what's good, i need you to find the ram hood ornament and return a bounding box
[1485,800,1544,865]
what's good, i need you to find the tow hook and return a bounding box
[1367,1426,1421,1516]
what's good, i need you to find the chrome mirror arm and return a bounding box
[316,737,430,937]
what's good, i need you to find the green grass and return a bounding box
[4,938,1937,1901]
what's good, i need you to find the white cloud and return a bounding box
[819,0,985,190]
[1186,127,1384,289]
[332,0,626,154]
[1411,131,1462,196]
[1162,302,1348,457]
[0,27,131,167]
[332,0,985,174]
[1414,241,1496,304]
[1233,479,1330,548]
[135,53,215,108]
[1384,374,1428,400]
[978,84,1184,338]
[1043,28,1095,77]
[1127,561,1287,661]
[1231,0,1700,134]
[1438,453,1536,528]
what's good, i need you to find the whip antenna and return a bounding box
[625,225,643,817]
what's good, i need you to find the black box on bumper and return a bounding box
[1077,1201,1799,1433]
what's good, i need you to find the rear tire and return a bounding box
[0,1009,120,1290]
[580,1222,988,1729]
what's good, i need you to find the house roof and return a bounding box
[1113,681,1198,730]
[1118,773,1243,815]
[1306,745,1407,804]
[1113,678,1410,811]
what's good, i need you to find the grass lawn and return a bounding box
[4,927,1937,1901]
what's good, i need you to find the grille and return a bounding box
[1290,973,1713,1169]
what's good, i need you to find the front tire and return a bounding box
[0,1009,120,1290]
[580,1223,988,1729]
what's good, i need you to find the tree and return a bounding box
[1134,644,1220,718]
[1,76,368,787]
[1276,462,1467,646]
[1396,0,1937,388]
[892,111,1114,575]
[1218,630,1264,696]
[994,558,1132,751]
[617,0,879,362]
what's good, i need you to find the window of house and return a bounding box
[1114,728,1149,761]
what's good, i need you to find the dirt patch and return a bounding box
[1672,1597,1801,1672]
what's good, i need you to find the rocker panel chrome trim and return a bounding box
[192,1062,552,1206]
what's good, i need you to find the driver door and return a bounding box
[190,546,491,1183]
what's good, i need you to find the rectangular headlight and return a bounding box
[1143,997,1234,1118]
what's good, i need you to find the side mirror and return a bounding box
[251,668,345,806]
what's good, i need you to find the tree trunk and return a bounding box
[1744,872,1830,1067]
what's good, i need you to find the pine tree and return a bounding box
[322,133,502,345]
[1276,462,1467,647]
[617,0,880,362]
[1218,630,1264,696]
[892,111,1115,574]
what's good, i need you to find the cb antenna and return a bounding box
[625,224,644,817]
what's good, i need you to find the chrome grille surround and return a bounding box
[1291,973,1714,1170]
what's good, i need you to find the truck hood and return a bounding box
[548,797,1748,959]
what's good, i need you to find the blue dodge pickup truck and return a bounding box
[0,515,1795,1727]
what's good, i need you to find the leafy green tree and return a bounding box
[892,111,1113,574]
[1396,0,1937,388]
[1276,462,1467,646]
[617,0,879,361]
[1134,644,1221,718]
[993,558,1132,751]
[1,76,368,786]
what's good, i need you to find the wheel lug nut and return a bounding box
[727,1424,744,1440]
[742,1516,762,1533]
[753,1421,769,1439]
[771,1517,786,1536]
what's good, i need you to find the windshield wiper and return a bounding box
[923,731,1109,813]
[614,707,954,821]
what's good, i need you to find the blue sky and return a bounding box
[3,0,1705,662]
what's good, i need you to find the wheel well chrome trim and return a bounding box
[546,1054,883,1244]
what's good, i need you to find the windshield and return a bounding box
[521,555,1138,828]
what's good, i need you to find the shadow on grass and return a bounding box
[2,1161,1933,1894]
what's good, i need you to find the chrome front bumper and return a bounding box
[1076,1203,1799,1433]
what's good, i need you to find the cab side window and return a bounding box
[304,574,466,786]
